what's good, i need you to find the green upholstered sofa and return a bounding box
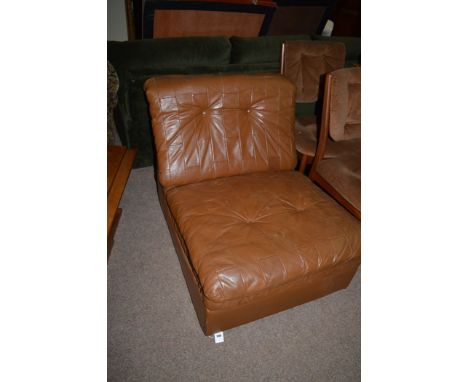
[107,35,361,168]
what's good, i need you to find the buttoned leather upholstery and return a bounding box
[145,74,360,334]
[167,171,360,306]
[145,75,296,188]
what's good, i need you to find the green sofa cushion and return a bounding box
[107,35,360,168]
[131,62,280,77]
[230,35,310,64]
[295,102,317,117]
[108,36,232,71]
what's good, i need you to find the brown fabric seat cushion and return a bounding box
[316,138,361,210]
[166,170,360,309]
[294,116,318,156]
[295,116,356,158]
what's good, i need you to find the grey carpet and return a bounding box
[108,167,361,382]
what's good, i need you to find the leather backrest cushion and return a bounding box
[282,41,345,103]
[329,67,361,142]
[145,74,297,188]
[119,62,280,168]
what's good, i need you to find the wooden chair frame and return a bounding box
[308,73,361,220]
[280,43,315,174]
[280,41,345,174]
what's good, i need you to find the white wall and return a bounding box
[107,0,127,41]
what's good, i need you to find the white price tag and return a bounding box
[213,332,224,343]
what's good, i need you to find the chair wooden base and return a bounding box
[309,171,360,220]
[297,152,313,174]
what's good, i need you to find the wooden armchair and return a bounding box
[309,66,361,219]
[280,40,345,173]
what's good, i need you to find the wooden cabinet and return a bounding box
[107,146,136,258]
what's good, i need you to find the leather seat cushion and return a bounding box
[316,138,361,210]
[166,170,360,308]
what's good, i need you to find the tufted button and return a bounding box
[202,111,206,115]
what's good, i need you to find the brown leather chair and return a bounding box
[309,67,361,219]
[144,74,360,335]
[281,40,346,173]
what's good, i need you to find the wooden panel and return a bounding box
[107,146,136,242]
[153,9,265,37]
[182,0,275,5]
[268,5,326,35]
[125,0,136,40]
[107,146,126,195]
[331,0,360,37]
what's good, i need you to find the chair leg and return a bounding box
[298,153,309,173]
